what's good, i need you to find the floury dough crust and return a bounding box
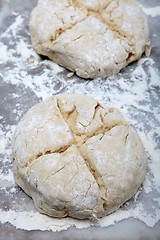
[12,93,147,220]
[29,0,150,79]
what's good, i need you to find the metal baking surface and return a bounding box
[0,0,160,239]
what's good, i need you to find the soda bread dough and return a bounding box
[12,93,147,220]
[29,0,150,79]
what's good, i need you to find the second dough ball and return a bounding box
[29,0,150,79]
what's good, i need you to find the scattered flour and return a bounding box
[0,2,160,232]
[142,6,160,18]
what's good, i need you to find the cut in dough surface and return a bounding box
[29,0,150,79]
[12,93,147,220]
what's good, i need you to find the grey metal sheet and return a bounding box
[0,0,160,239]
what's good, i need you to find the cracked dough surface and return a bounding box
[29,0,150,79]
[12,93,147,220]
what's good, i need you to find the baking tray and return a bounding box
[0,0,160,239]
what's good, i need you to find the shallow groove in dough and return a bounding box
[55,96,127,202]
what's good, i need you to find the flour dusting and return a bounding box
[142,6,160,17]
[0,2,160,232]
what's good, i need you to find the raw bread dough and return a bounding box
[29,0,150,79]
[12,93,147,220]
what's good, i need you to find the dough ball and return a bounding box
[12,93,147,220]
[29,0,150,79]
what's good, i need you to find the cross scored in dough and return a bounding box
[12,93,147,220]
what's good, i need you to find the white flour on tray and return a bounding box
[0,4,160,231]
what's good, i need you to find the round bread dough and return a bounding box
[29,0,150,79]
[12,93,147,220]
